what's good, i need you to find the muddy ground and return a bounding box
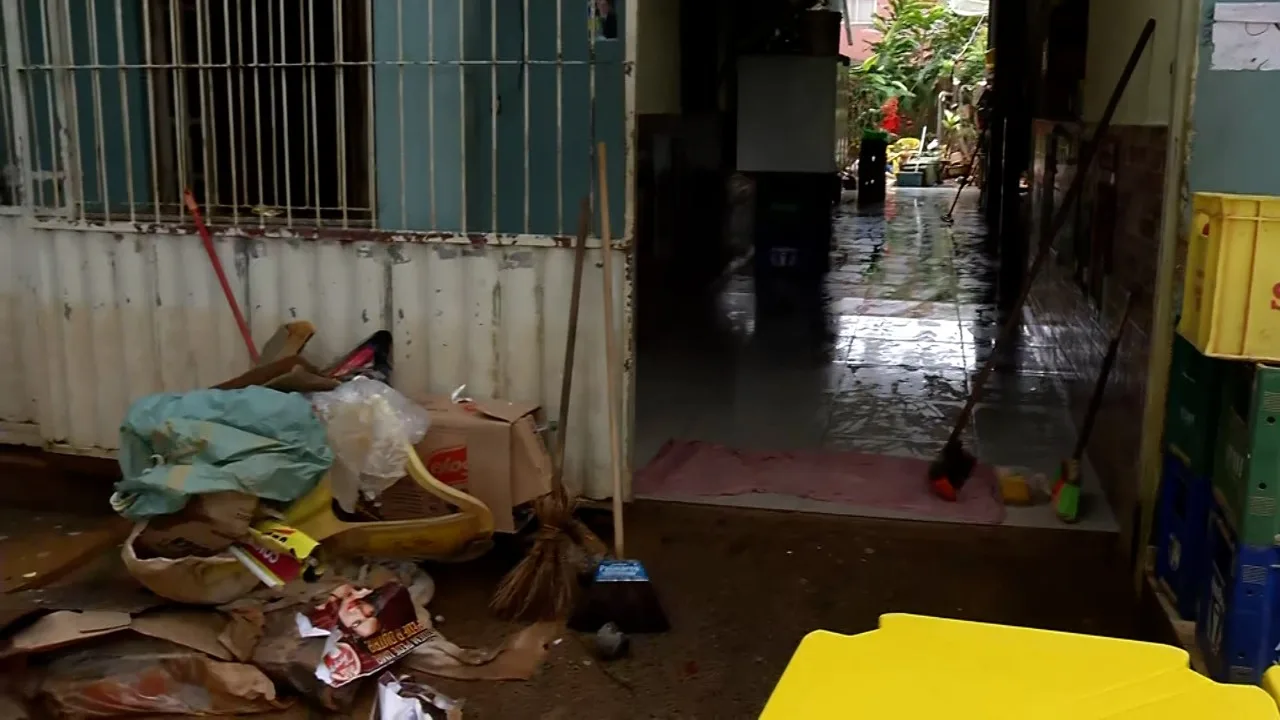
[426,500,1137,719]
[0,452,1145,719]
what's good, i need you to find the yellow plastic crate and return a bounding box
[1179,193,1280,361]
[761,614,1280,719]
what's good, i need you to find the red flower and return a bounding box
[881,97,901,135]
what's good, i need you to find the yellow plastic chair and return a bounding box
[1262,667,1280,711]
[284,441,495,561]
[761,614,1279,719]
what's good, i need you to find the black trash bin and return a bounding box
[750,172,833,310]
[858,130,889,206]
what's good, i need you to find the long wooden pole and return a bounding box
[597,142,625,557]
[1135,0,1201,592]
[946,19,1156,444]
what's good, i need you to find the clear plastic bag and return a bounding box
[30,637,288,717]
[376,672,463,720]
[311,377,431,512]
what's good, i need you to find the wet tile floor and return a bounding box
[635,187,1117,532]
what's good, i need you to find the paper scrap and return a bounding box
[297,582,434,688]
[1212,3,1280,70]
[1216,2,1280,23]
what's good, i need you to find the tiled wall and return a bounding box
[1028,122,1171,548]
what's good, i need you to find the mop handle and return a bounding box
[184,189,260,364]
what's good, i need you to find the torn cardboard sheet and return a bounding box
[214,354,339,394]
[218,601,267,662]
[1212,3,1280,71]
[297,582,434,687]
[0,611,132,657]
[413,395,553,533]
[376,673,463,720]
[1,608,236,661]
[404,622,559,682]
[0,577,161,635]
[257,322,318,366]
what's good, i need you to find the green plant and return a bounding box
[845,0,987,151]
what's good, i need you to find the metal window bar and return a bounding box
[0,0,17,208]
[3,0,617,241]
[20,0,45,209]
[35,0,59,208]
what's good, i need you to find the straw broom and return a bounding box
[491,198,607,621]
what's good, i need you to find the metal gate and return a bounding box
[0,0,635,500]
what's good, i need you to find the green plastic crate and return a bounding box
[1165,334,1226,475]
[1214,362,1280,547]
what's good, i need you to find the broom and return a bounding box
[1054,291,1136,523]
[927,19,1156,499]
[569,142,669,634]
[490,198,608,621]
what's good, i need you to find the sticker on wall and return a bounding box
[588,0,619,42]
[1211,2,1280,71]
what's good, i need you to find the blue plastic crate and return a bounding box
[1197,503,1280,684]
[1155,453,1213,619]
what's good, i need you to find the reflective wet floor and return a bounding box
[635,187,1116,531]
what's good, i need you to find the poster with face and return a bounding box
[589,0,619,41]
[298,582,435,687]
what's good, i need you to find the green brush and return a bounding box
[1057,292,1135,525]
[1054,459,1082,523]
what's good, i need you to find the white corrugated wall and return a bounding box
[0,223,628,500]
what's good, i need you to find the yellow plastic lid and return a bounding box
[761,614,1279,719]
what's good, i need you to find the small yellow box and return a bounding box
[1179,192,1280,361]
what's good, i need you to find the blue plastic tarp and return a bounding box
[113,387,333,520]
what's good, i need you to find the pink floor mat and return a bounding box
[635,440,1006,525]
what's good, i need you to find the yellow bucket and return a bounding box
[1179,193,1280,361]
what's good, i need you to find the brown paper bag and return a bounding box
[134,492,258,559]
[122,523,260,605]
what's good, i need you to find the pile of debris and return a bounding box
[0,324,561,718]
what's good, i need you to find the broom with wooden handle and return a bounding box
[1054,291,1136,523]
[569,142,669,634]
[491,198,607,621]
[926,19,1156,500]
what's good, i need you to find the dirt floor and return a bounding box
[426,500,1137,719]
[0,452,1143,719]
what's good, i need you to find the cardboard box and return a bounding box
[413,396,553,533]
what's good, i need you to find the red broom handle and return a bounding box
[184,189,260,364]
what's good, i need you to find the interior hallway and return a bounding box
[635,186,1117,531]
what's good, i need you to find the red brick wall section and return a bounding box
[1027,123,1169,549]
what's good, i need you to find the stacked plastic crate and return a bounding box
[1197,362,1280,684]
[1155,334,1222,620]
[1177,193,1280,685]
